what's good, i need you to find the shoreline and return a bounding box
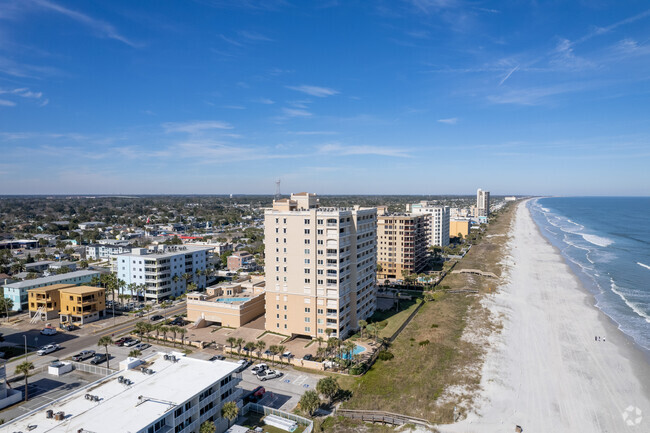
[441,200,650,432]
[530,197,650,362]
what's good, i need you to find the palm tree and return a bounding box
[97,336,113,370]
[235,338,244,355]
[277,345,286,363]
[227,337,237,353]
[315,336,324,348]
[269,345,279,365]
[170,325,180,346]
[160,326,170,343]
[178,328,187,346]
[128,349,142,358]
[134,321,148,339]
[90,275,101,287]
[358,320,367,338]
[199,420,216,433]
[299,390,320,416]
[144,304,153,320]
[15,361,34,402]
[153,323,162,341]
[256,340,266,358]
[244,342,256,357]
[221,401,239,428]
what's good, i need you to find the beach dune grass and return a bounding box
[328,203,516,427]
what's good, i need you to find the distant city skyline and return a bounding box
[1,1,649,195]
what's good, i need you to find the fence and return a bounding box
[241,402,313,433]
[69,360,116,376]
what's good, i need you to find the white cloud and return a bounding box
[286,85,339,97]
[31,0,140,47]
[282,108,312,117]
[163,120,234,133]
[238,30,273,42]
[256,98,275,104]
[319,142,410,158]
[288,131,338,135]
[437,117,458,124]
[0,99,16,107]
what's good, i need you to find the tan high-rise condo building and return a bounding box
[264,192,377,339]
[376,212,428,281]
[477,188,490,217]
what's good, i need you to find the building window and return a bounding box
[304,239,310,244]
[305,326,311,332]
[305,317,310,323]
[305,307,310,312]
[304,259,310,264]
[305,278,311,283]
[304,219,310,224]
[304,229,310,234]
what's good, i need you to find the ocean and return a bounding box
[529,197,650,352]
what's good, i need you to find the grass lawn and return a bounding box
[321,203,516,428]
[376,299,422,339]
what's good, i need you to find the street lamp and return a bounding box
[23,335,27,362]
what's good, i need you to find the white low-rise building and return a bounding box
[114,245,211,301]
[5,352,242,433]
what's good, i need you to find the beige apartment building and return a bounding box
[186,276,266,328]
[264,192,377,339]
[376,213,428,281]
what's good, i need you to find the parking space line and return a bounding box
[294,375,307,386]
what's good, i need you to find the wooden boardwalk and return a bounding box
[451,268,498,278]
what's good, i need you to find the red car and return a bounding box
[115,337,133,347]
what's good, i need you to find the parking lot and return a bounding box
[239,364,324,411]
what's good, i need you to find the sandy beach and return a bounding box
[442,200,650,432]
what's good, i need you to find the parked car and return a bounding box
[236,359,251,372]
[251,363,268,373]
[134,343,151,351]
[40,328,57,336]
[263,350,272,357]
[244,386,266,403]
[116,337,134,347]
[37,343,60,356]
[257,369,283,381]
[209,355,226,361]
[150,315,164,321]
[303,354,313,361]
[134,311,144,317]
[59,323,78,331]
[71,350,96,361]
[281,351,293,359]
[170,317,185,326]
[124,339,140,347]
[90,353,108,365]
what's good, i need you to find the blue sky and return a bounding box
[1,0,649,195]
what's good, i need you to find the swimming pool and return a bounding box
[340,344,366,360]
[216,297,250,303]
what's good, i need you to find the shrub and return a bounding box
[377,350,394,361]
[418,340,430,347]
[431,324,439,328]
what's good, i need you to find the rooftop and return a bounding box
[7,353,240,433]
[58,285,104,295]
[28,283,75,293]
[2,270,100,290]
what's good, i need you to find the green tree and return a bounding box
[15,361,34,402]
[227,337,237,352]
[255,340,266,358]
[160,326,170,342]
[235,338,244,355]
[128,349,142,358]
[97,336,113,369]
[199,420,216,433]
[316,377,340,404]
[269,345,279,365]
[244,341,256,355]
[299,390,320,416]
[0,297,14,320]
[221,401,239,427]
[357,320,367,338]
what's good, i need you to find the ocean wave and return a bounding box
[581,233,614,247]
[610,281,650,324]
[638,262,650,271]
[541,207,550,212]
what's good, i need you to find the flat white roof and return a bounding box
[7,353,240,433]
